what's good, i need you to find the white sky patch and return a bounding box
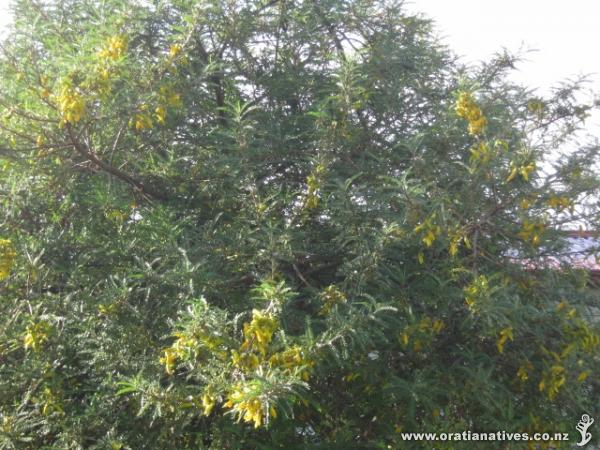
[405,0,600,136]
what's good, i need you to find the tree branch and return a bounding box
[65,125,169,201]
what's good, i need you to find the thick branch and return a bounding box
[66,125,169,201]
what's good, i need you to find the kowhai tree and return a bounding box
[0,0,599,448]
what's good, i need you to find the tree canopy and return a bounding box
[0,0,599,448]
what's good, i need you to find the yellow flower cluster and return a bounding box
[155,106,166,124]
[496,326,513,354]
[519,197,534,210]
[0,239,16,280]
[224,383,276,428]
[517,362,533,382]
[40,386,64,416]
[506,161,535,183]
[400,316,444,352]
[414,215,441,247]
[130,88,182,130]
[269,346,313,381]
[538,365,566,400]
[546,195,571,211]
[23,321,51,352]
[201,392,216,416]
[98,36,127,61]
[159,86,182,108]
[464,275,490,313]
[319,285,347,315]
[455,91,487,135]
[517,220,545,247]
[448,228,471,257]
[159,332,199,375]
[304,164,326,211]
[133,113,153,130]
[242,310,278,355]
[469,141,492,166]
[231,349,260,372]
[57,86,85,124]
[169,44,182,59]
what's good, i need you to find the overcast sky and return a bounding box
[406,0,600,135]
[0,0,598,134]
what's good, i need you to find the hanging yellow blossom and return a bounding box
[0,239,16,280]
[231,349,260,372]
[518,220,546,247]
[241,310,278,355]
[464,275,490,313]
[496,326,513,354]
[159,86,183,108]
[98,35,127,61]
[201,392,216,416]
[159,347,178,375]
[155,106,167,124]
[455,91,487,135]
[57,86,85,124]
[133,113,153,130]
[23,320,51,352]
[517,363,532,382]
[469,141,492,166]
[224,383,276,428]
[169,44,182,59]
[547,195,571,211]
[520,198,534,210]
[40,387,64,416]
[538,365,566,400]
[577,371,589,383]
[269,345,313,381]
[414,215,441,247]
[507,161,536,183]
[319,285,347,315]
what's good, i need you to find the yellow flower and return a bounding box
[231,349,259,372]
[159,348,177,375]
[507,162,536,183]
[241,310,278,355]
[517,220,545,247]
[155,106,167,124]
[538,365,566,400]
[455,91,487,135]
[98,35,127,60]
[0,239,16,280]
[269,345,313,380]
[158,86,183,108]
[224,383,275,428]
[469,141,492,166]
[40,387,64,416]
[432,319,444,334]
[201,392,216,416]
[319,285,347,315]
[517,365,529,382]
[547,195,571,210]
[464,275,490,313]
[520,198,533,210]
[577,371,589,383]
[23,321,50,352]
[414,215,441,247]
[169,44,182,59]
[400,332,410,347]
[496,326,513,354]
[57,86,85,124]
[133,113,153,130]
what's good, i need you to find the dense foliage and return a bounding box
[0,0,599,448]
